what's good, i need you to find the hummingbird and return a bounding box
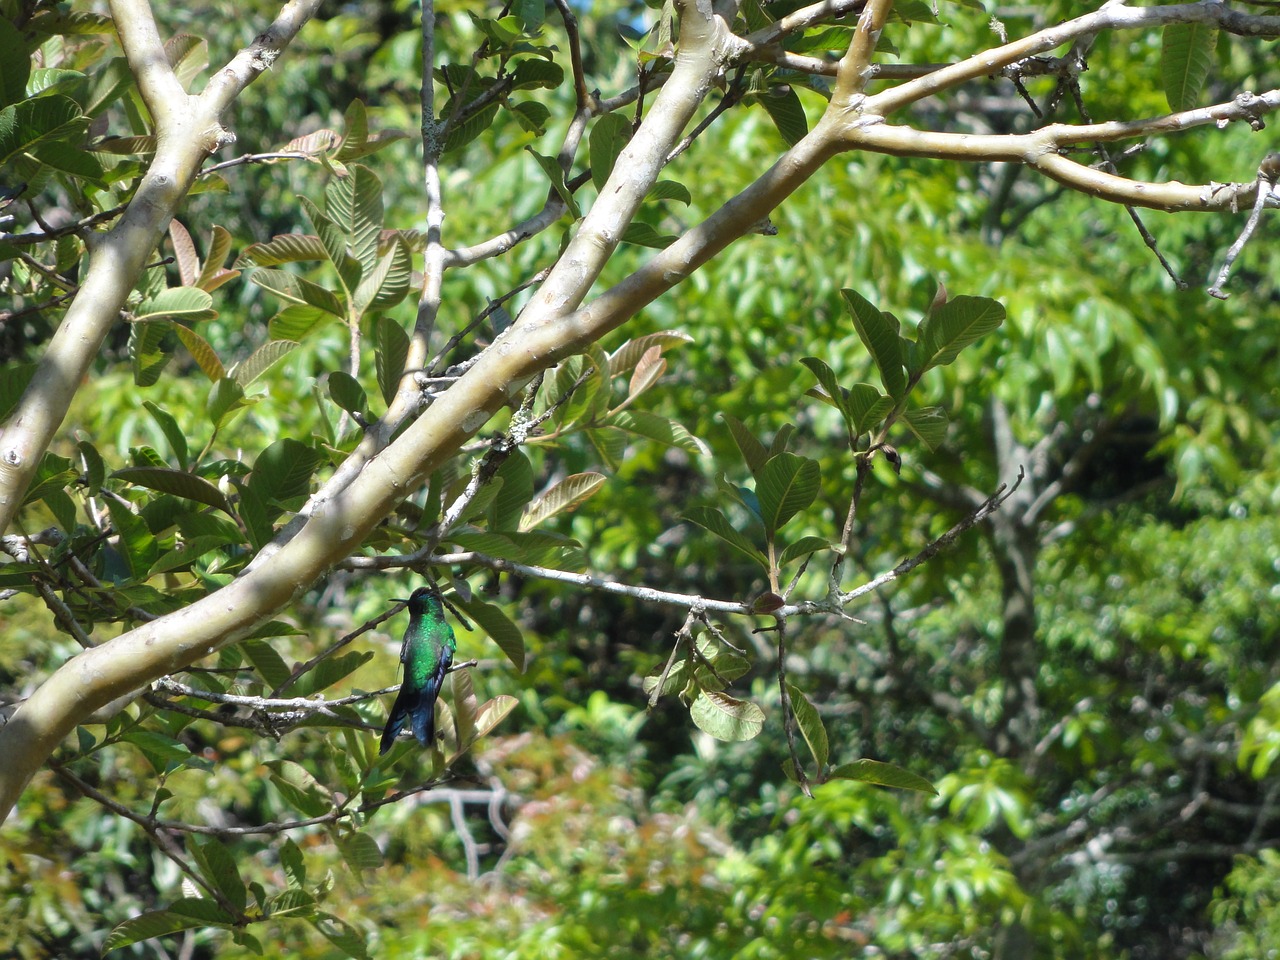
[380,586,456,755]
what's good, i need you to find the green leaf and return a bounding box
[841,289,905,398]
[609,331,693,375]
[903,406,948,450]
[888,0,940,23]
[525,147,580,219]
[759,85,808,147]
[113,467,233,515]
[912,295,1004,374]
[240,639,291,690]
[590,112,630,192]
[514,0,546,32]
[648,179,691,205]
[684,506,767,568]
[280,839,307,889]
[375,316,410,405]
[335,99,368,161]
[449,595,526,673]
[442,102,499,154]
[693,636,751,688]
[248,438,323,510]
[22,452,75,505]
[845,383,893,434]
[141,401,189,469]
[173,325,226,382]
[268,304,333,342]
[0,95,85,166]
[447,530,584,568]
[129,321,173,386]
[778,535,831,566]
[327,371,368,417]
[611,409,709,455]
[310,913,369,960]
[801,356,892,437]
[489,451,535,531]
[755,452,821,538]
[165,34,208,90]
[30,140,104,182]
[0,19,32,108]
[148,535,232,575]
[229,340,297,386]
[191,836,246,913]
[1162,23,1217,112]
[690,690,765,742]
[103,898,234,952]
[326,164,383,272]
[266,760,331,817]
[206,377,251,433]
[106,500,158,579]
[510,99,551,135]
[42,489,76,531]
[292,650,374,698]
[721,413,769,477]
[827,759,938,794]
[198,226,236,290]
[644,659,692,699]
[472,695,518,738]
[267,887,317,919]
[0,363,36,421]
[620,221,675,248]
[250,268,345,318]
[121,731,191,771]
[77,440,105,494]
[131,288,216,325]
[511,59,563,90]
[367,238,412,311]
[786,683,829,770]
[337,831,384,873]
[518,472,606,532]
[236,233,329,269]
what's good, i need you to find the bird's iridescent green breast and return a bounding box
[402,594,456,687]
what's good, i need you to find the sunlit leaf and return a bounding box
[690,690,765,741]
[519,472,607,532]
[827,759,939,794]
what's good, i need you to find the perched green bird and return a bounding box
[380,586,456,755]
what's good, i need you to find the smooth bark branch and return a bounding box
[519,0,731,320]
[870,2,1280,116]
[110,0,186,125]
[845,122,1274,212]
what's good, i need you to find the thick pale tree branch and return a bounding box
[844,119,1277,212]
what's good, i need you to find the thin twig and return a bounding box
[1208,154,1280,298]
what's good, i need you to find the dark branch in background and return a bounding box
[271,602,407,697]
[54,767,242,918]
[551,0,593,115]
[0,204,127,245]
[772,616,813,797]
[55,759,475,840]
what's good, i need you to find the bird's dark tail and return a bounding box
[380,661,449,754]
[379,686,411,755]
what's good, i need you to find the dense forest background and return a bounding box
[3,0,1280,957]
